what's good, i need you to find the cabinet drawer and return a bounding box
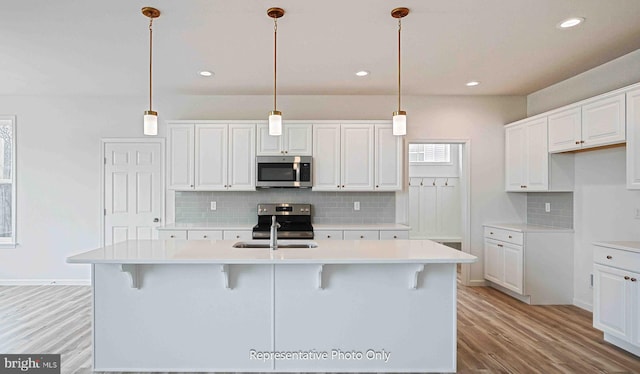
[223,230,253,240]
[158,230,187,240]
[594,245,640,272]
[484,227,523,245]
[343,230,379,240]
[187,230,223,240]
[315,230,343,240]
[379,230,409,240]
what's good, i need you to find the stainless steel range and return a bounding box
[252,203,314,239]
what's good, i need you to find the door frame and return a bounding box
[401,138,472,286]
[100,138,166,246]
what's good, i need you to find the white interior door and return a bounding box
[104,141,163,245]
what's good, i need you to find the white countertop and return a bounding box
[593,241,640,254]
[67,239,476,265]
[158,223,411,231]
[484,223,574,233]
[313,223,410,231]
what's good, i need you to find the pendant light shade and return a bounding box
[268,8,285,136]
[142,7,160,136]
[391,7,409,136]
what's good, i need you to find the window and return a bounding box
[409,144,451,164]
[0,116,16,247]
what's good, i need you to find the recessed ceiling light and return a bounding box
[199,71,213,77]
[558,17,585,29]
[466,81,480,87]
[355,70,370,77]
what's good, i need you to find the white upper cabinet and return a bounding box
[168,122,256,191]
[627,88,640,189]
[548,107,582,153]
[195,124,228,190]
[341,124,375,191]
[256,123,312,156]
[506,118,549,191]
[374,124,402,190]
[228,124,256,191]
[548,93,626,153]
[168,124,195,190]
[312,124,341,191]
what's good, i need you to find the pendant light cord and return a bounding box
[149,18,153,111]
[397,18,401,112]
[273,17,278,112]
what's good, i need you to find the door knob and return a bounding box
[153,218,160,223]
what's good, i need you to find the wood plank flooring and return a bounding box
[0,282,638,374]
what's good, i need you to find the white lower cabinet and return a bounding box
[483,225,573,304]
[223,230,253,240]
[158,230,187,240]
[314,230,343,240]
[343,230,379,240]
[379,230,409,240]
[593,243,640,355]
[160,228,410,242]
[187,230,223,240]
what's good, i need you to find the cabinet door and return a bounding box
[593,264,632,341]
[314,230,343,240]
[379,230,409,240]
[632,272,640,347]
[419,179,438,236]
[548,107,582,153]
[256,123,283,155]
[343,230,379,240]
[503,243,524,294]
[168,124,195,190]
[223,230,253,240]
[582,93,626,148]
[374,124,402,191]
[524,118,549,191]
[158,230,187,240]
[283,124,313,155]
[341,124,374,191]
[484,239,504,284]
[505,125,526,191]
[627,88,640,189]
[312,124,341,191]
[408,178,422,238]
[195,124,228,190]
[228,124,256,191]
[437,178,461,239]
[187,230,223,240]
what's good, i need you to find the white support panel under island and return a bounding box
[67,239,476,373]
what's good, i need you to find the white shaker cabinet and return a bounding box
[593,242,640,356]
[627,88,640,189]
[505,118,549,191]
[168,124,195,190]
[168,122,255,191]
[341,124,375,191]
[312,124,341,191]
[548,93,626,153]
[256,123,312,156]
[374,124,402,190]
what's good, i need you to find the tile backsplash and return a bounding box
[175,190,395,225]
[526,192,573,229]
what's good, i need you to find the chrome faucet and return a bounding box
[270,215,281,250]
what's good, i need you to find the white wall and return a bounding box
[526,47,640,310]
[0,93,526,283]
[408,144,461,178]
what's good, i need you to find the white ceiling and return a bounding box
[1,0,640,96]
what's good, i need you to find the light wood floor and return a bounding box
[1,282,638,374]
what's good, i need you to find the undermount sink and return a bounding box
[233,240,318,249]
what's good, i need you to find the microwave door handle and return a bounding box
[294,163,300,183]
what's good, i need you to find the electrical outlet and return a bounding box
[210,201,217,211]
[354,201,360,211]
[545,203,551,213]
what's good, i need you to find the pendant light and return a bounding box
[267,7,285,136]
[142,7,160,136]
[391,7,409,136]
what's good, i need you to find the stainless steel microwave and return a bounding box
[256,156,312,188]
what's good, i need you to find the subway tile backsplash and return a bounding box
[175,190,395,225]
[526,192,573,229]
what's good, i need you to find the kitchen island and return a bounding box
[67,239,476,373]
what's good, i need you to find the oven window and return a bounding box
[258,163,296,181]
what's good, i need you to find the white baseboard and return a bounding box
[573,298,593,312]
[0,279,91,286]
[466,279,487,287]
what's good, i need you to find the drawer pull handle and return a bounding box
[632,278,637,282]
[508,235,512,239]
[203,235,207,238]
[625,276,631,280]
[575,141,580,145]
[327,235,331,238]
[170,235,175,238]
[580,140,585,144]
[497,244,503,247]
[606,255,612,259]
[393,235,397,239]
[490,232,494,235]
[360,235,364,239]
[236,235,240,239]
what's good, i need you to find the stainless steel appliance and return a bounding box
[256,156,312,188]
[252,203,314,239]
